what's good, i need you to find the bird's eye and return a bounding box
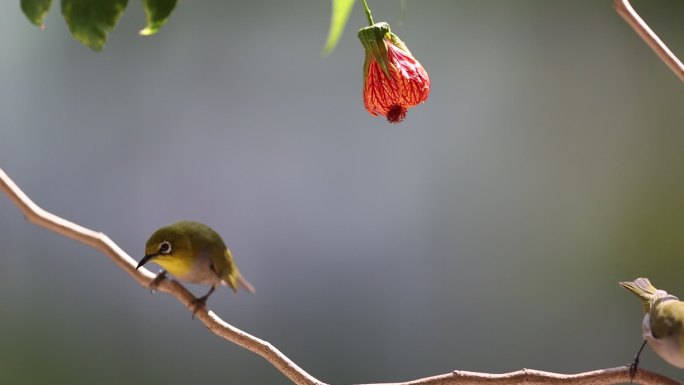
[158,241,172,255]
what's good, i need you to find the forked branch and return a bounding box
[614,0,684,82]
[0,167,680,385]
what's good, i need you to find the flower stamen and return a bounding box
[386,105,407,124]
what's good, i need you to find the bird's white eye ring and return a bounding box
[159,241,172,255]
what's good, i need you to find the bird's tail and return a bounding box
[620,277,673,313]
[620,278,657,301]
[222,272,255,293]
[237,274,256,293]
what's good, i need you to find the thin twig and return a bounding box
[614,0,684,82]
[0,166,680,385]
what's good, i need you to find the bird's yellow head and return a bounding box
[137,224,195,277]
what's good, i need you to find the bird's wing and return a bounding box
[651,299,684,339]
[209,247,238,291]
[211,247,254,293]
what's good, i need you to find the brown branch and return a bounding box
[614,0,684,82]
[360,367,680,385]
[0,166,680,385]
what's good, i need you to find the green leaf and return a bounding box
[61,0,128,51]
[21,0,52,27]
[139,0,177,36]
[322,0,355,56]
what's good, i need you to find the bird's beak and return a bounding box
[137,254,157,270]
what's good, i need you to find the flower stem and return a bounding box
[361,0,374,25]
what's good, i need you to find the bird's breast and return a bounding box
[155,251,221,286]
[643,314,684,368]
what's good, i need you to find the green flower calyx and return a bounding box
[358,22,409,78]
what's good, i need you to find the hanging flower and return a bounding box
[358,22,430,124]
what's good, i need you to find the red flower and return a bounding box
[358,22,430,124]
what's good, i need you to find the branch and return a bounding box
[0,168,323,385]
[0,166,680,385]
[614,0,684,82]
[363,367,681,385]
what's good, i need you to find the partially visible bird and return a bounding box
[620,277,684,374]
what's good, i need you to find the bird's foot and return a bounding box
[628,340,646,382]
[628,356,639,381]
[190,295,210,318]
[190,286,215,318]
[148,270,167,293]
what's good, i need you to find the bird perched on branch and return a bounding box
[620,277,684,374]
[137,221,254,313]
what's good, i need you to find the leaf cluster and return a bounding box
[21,0,178,51]
[21,0,358,54]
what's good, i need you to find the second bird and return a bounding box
[620,277,684,370]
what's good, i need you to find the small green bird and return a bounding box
[137,221,254,312]
[620,277,684,372]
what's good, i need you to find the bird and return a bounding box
[137,220,254,313]
[620,277,684,374]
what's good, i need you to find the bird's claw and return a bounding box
[628,357,639,381]
[148,270,167,293]
[190,295,209,319]
[190,286,215,319]
[628,340,646,382]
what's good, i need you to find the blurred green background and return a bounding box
[1,1,684,384]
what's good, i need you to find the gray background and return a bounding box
[1,1,684,384]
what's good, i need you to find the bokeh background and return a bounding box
[1,1,684,384]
